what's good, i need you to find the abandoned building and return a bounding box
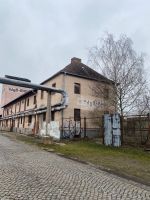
[0,57,114,138]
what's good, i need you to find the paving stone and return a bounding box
[0,133,149,200]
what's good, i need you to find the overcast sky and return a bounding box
[0,0,150,85]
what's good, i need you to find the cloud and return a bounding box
[0,0,149,87]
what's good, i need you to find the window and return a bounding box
[27,98,29,106]
[104,88,109,99]
[74,83,80,94]
[15,104,16,113]
[74,109,80,121]
[51,111,55,121]
[43,113,46,121]
[52,83,56,87]
[28,115,32,123]
[33,95,36,104]
[41,91,44,99]
[20,117,22,124]
[104,111,109,114]
[52,83,56,94]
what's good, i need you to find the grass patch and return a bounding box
[1,131,150,185]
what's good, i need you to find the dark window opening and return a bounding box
[27,98,29,106]
[74,109,80,121]
[43,113,46,121]
[28,115,32,124]
[33,95,36,104]
[74,83,80,94]
[104,88,109,99]
[41,91,44,99]
[20,117,22,124]
[52,83,56,88]
[52,83,56,94]
[51,111,55,121]
[104,111,109,114]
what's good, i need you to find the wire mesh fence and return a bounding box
[61,117,103,139]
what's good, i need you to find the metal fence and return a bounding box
[61,117,103,139]
[122,115,150,146]
[61,114,150,147]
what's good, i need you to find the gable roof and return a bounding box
[41,57,111,84]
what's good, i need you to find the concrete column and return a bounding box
[46,92,51,136]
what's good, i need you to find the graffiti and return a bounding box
[77,96,104,110]
[9,88,27,93]
[63,119,82,139]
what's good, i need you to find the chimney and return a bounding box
[71,57,81,64]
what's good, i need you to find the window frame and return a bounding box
[33,95,37,105]
[74,108,81,121]
[27,98,29,106]
[41,91,44,99]
[74,83,81,94]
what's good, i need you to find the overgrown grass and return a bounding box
[1,131,150,185]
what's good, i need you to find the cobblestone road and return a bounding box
[0,134,150,200]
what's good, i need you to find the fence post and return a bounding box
[120,115,124,145]
[61,112,64,139]
[102,115,104,144]
[84,117,86,138]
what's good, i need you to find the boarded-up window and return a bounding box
[74,109,80,121]
[74,83,80,94]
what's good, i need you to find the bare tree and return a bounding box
[88,33,146,116]
[136,88,150,115]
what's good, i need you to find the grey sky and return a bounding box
[0,0,150,85]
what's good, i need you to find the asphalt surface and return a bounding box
[0,133,150,200]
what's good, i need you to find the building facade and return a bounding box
[0,58,114,138]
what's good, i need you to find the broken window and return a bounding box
[74,83,80,94]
